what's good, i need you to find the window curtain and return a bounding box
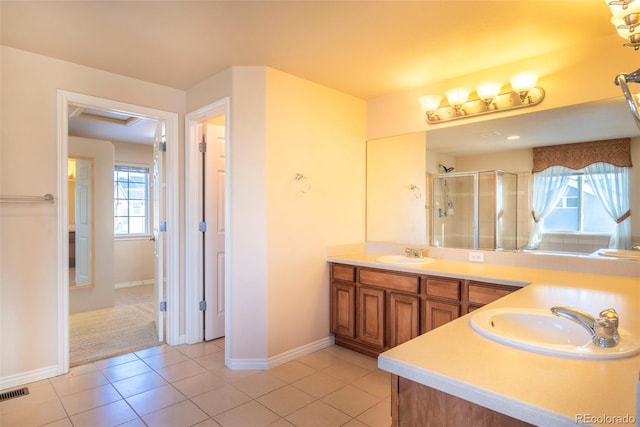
[529,139,632,250]
[583,162,631,249]
[526,166,573,249]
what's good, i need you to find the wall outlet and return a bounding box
[468,251,484,263]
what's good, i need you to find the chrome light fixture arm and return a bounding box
[615,68,640,129]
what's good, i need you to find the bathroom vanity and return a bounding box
[327,252,640,426]
[330,262,521,357]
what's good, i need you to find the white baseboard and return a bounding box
[0,365,60,391]
[114,279,154,289]
[226,335,335,371]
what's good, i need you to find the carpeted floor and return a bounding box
[69,284,161,367]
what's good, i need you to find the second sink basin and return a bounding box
[469,308,640,359]
[597,249,640,260]
[376,255,435,265]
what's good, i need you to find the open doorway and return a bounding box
[57,90,179,372]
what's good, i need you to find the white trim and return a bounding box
[226,336,335,371]
[56,92,70,376]
[56,90,180,377]
[265,336,335,369]
[184,98,231,370]
[0,365,60,391]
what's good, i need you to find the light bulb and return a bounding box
[445,88,470,106]
[418,95,442,112]
[476,81,502,100]
[610,0,640,20]
[510,72,538,94]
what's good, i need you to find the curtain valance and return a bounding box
[532,138,632,173]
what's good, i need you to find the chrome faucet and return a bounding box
[404,247,425,258]
[550,306,620,348]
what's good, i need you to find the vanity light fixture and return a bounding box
[445,88,471,116]
[418,72,544,124]
[605,0,640,49]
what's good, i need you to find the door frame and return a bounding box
[184,98,230,360]
[56,90,180,374]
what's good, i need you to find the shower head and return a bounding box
[439,164,455,173]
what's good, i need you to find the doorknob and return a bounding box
[150,235,156,242]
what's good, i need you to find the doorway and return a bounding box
[184,99,230,360]
[56,90,180,373]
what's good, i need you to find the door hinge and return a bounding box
[199,221,207,232]
[199,300,207,311]
[199,142,207,153]
[159,141,167,152]
[159,221,167,232]
[159,301,167,312]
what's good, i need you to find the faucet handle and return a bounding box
[599,308,619,328]
[593,318,620,347]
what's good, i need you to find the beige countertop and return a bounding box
[327,252,640,427]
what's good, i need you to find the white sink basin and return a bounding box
[597,249,640,260]
[470,308,640,359]
[376,255,435,265]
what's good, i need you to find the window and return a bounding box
[114,165,149,236]
[544,174,615,234]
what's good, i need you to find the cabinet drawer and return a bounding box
[359,269,419,293]
[468,283,514,305]
[425,277,461,300]
[332,264,356,282]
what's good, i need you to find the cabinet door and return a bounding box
[424,299,460,332]
[331,282,356,338]
[467,282,518,311]
[390,293,420,347]
[358,287,385,349]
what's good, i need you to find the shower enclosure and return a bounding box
[431,170,518,250]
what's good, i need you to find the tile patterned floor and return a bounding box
[0,340,392,426]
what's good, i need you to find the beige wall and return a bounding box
[264,67,366,358]
[366,33,638,140]
[0,46,184,382]
[186,66,367,362]
[68,137,115,313]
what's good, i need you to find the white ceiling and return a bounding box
[3,1,637,148]
[1,1,615,99]
[68,105,159,145]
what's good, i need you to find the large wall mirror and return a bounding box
[366,96,640,258]
[68,157,93,287]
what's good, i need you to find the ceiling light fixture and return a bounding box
[418,72,544,124]
[605,0,640,49]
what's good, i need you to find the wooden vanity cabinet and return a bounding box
[391,375,534,427]
[330,265,356,338]
[357,286,386,349]
[467,280,520,313]
[330,263,522,356]
[422,276,462,332]
[330,264,421,356]
[389,292,420,347]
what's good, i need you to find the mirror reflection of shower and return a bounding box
[437,164,455,218]
[432,169,518,250]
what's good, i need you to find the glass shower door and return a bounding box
[431,173,476,248]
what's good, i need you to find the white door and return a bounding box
[204,122,226,340]
[74,159,92,286]
[152,122,165,342]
